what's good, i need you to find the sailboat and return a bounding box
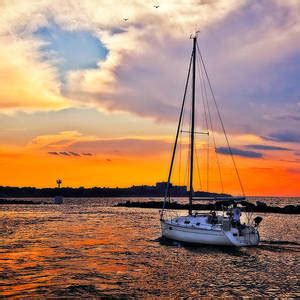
[160,33,261,247]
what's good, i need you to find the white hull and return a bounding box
[161,217,259,247]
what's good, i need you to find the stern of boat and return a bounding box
[224,225,260,246]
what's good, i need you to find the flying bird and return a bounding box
[154,5,159,8]
[123,18,128,21]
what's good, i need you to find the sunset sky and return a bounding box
[0,0,299,196]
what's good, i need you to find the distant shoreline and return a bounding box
[0,185,299,198]
[0,184,229,198]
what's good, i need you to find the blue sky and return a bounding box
[35,21,108,80]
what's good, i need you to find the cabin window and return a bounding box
[196,222,200,226]
[184,220,190,224]
[169,227,173,230]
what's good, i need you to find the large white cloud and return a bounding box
[0,0,242,113]
[60,0,300,137]
[0,0,300,141]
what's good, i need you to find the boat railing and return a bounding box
[221,219,231,231]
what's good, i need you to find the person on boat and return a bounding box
[232,203,241,227]
[211,211,218,224]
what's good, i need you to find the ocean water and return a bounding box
[0,198,299,298]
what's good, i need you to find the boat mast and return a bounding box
[189,35,197,215]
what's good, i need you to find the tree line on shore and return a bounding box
[0,185,228,198]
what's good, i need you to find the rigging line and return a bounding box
[207,134,209,192]
[196,52,209,192]
[183,97,191,190]
[179,77,188,186]
[178,130,181,185]
[184,139,190,191]
[195,140,202,191]
[196,42,245,196]
[196,56,210,192]
[197,53,224,193]
[196,53,209,133]
[184,84,193,191]
[163,49,193,209]
[178,123,182,185]
[186,85,193,191]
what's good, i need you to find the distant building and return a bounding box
[156,182,172,191]
[156,182,187,195]
[171,185,187,194]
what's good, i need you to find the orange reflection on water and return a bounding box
[1,205,299,298]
